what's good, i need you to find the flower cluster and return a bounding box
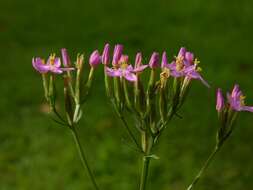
[96,43,211,156]
[216,85,253,146]
[32,48,102,126]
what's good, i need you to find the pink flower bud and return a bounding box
[178,47,186,57]
[61,48,71,67]
[102,43,110,65]
[185,52,194,63]
[216,88,224,112]
[112,44,123,66]
[134,52,142,68]
[89,50,101,68]
[149,52,159,68]
[161,51,168,68]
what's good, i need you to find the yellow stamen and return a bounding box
[160,68,170,87]
[240,95,246,105]
[194,58,200,65]
[175,55,184,71]
[121,63,128,70]
[49,54,56,65]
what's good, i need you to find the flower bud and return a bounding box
[102,43,110,65]
[178,47,186,57]
[61,48,71,67]
[216,88,224,112]
[112,44,123,66]
[135,52,142,68]
[89,50,101,68]
[185,52,194,63]
[149,52,159,68]
[161,51,168,68]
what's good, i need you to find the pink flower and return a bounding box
[32,55,74,74]
[106,54,147,82]
[227,84,253,112]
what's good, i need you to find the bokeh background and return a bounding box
[1,0,253,189]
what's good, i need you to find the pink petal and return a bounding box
[106,67,122,77]
[54,57,61,67]
[51,67,63,74]
[241,106,253,112]
[124,71,137,82]
[32,58,50,73]
[133,65,148,72]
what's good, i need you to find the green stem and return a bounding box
[186,146,220,190]
[71,126,100,190]
[139,156,151,190]
[139,132,153,190]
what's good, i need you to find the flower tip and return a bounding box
[89,50,101,68]
[102,43,110,65]
[161,51,168,68]
[61,48,71,67]
[216,88,224,111]
[135,52,142,68]
[112,44,124,65]
[149,52,159,68]
[178,47,186,57]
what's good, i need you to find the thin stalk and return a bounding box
[119,115,142,152]
[71,126,100,190]
[139,156,151,190]
[186,146,220,190]
[139,131,153,190]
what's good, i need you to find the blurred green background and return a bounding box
[1,0,253,189]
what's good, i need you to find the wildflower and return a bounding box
[32,55,74,74]
[227,84,253,112]
[167,48,209,87]
[149,52,159,68]
[102,43,110,65]
[89,50,101,68]
[106,54,147,82]
[112,44,123,66]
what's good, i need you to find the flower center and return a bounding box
[194,58,200,65]
[175,55,184,71]
[160,68,170,87]
[120,63,128,70]
[49,54,56,65]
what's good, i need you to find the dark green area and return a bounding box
[1,0,253,189]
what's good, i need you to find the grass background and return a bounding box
[1,0,253,189]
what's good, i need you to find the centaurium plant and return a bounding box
[32,49,101,190]
[32,43,253,190]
